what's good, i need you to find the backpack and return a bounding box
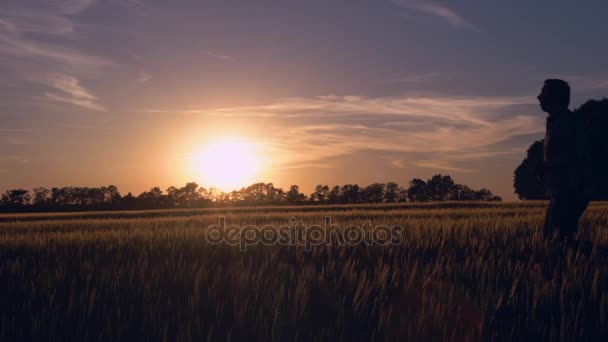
[573,98,608,200]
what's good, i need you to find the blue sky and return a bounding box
[2,0,608,199]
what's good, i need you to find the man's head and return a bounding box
[538,79,570,113]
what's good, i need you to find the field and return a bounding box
[1,202,608,341]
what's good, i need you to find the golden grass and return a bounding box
[0,202,607,341]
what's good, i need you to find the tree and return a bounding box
[1,189,31,208]
[362,183,385,203]
[513,140,547,200]
[448,184,476,201]
[286,185,306,204]
[0,175,502,212]
[311,185,330,204]
[121,192,137,209]
[474,188,499,201]
[384,182,400,203]
[138,187,171,209]
[328,185,341,204]
[180,182,202,206]
[33,187,51,206]
[166,186,179,205]
[407,179,428,202]
[102,185,121,205]
[339,184,361,204]
[426,175,455,201]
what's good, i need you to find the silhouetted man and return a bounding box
[538,79,591,242]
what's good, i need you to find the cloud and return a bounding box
[391,0,480,32]
[268,163,335,171]
[0,1,109,110]
[205,51,236,62]
[378,72,456,83]
[0,156,29,164]
[44,74,105,111]
[412,160,477,173]
[409,149,523,173]
[391,159,407,169]
[137,70,152,83]
[147,93,542,173]
[0,128,31,133]
[107,0,152,16]
[2,137,30,145]
[50,0,97,14]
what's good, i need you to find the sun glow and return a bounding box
[194,137,262,191]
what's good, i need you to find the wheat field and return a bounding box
[1,201,607,341]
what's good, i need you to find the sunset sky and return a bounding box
[2,0,608,200]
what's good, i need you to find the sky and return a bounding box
[2,0,608,200]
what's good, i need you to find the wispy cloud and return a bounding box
[268,163,335,171]
[107,0,152,16]
[408,149,523,173]
[0,128,31,133]
[2,137,30,145]
[205,51,236,62]
[412,160,477,173]
[146,93,542,173]
[391,0,480,32]
[44,74,105,111]
[136,70,152,83]
[0,156,29,164]
[391,159,407,169]
[0,1,109,110]
[378,72,455,83]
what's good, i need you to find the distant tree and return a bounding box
[0,175,501,212]
[448,184,476,201]
[50,187,68,206]
[1,189,31,209]
[138,187,171,209]
[407,179,428,202]
[474,188,499,201]
[33,187,51,206]
[180,182,202,206]
[102,185,121,205]
[426,175,455,201]
[166,186,179,205]
[362,183,385,203]
[311,185,330,204]
[384,182,400,203]
[237,183,284,204]
[121,192,137,209]
[86,187,105,206]
[326,185,340,204]
[286,185,306,204]
[267,183,286,203]
[339,184,361,204]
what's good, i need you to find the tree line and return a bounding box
[0,174,501,213]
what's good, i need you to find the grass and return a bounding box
[1,201,607,341]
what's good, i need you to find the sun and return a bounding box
[193,137,262,191]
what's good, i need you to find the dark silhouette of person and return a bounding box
[538,79,591,242]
